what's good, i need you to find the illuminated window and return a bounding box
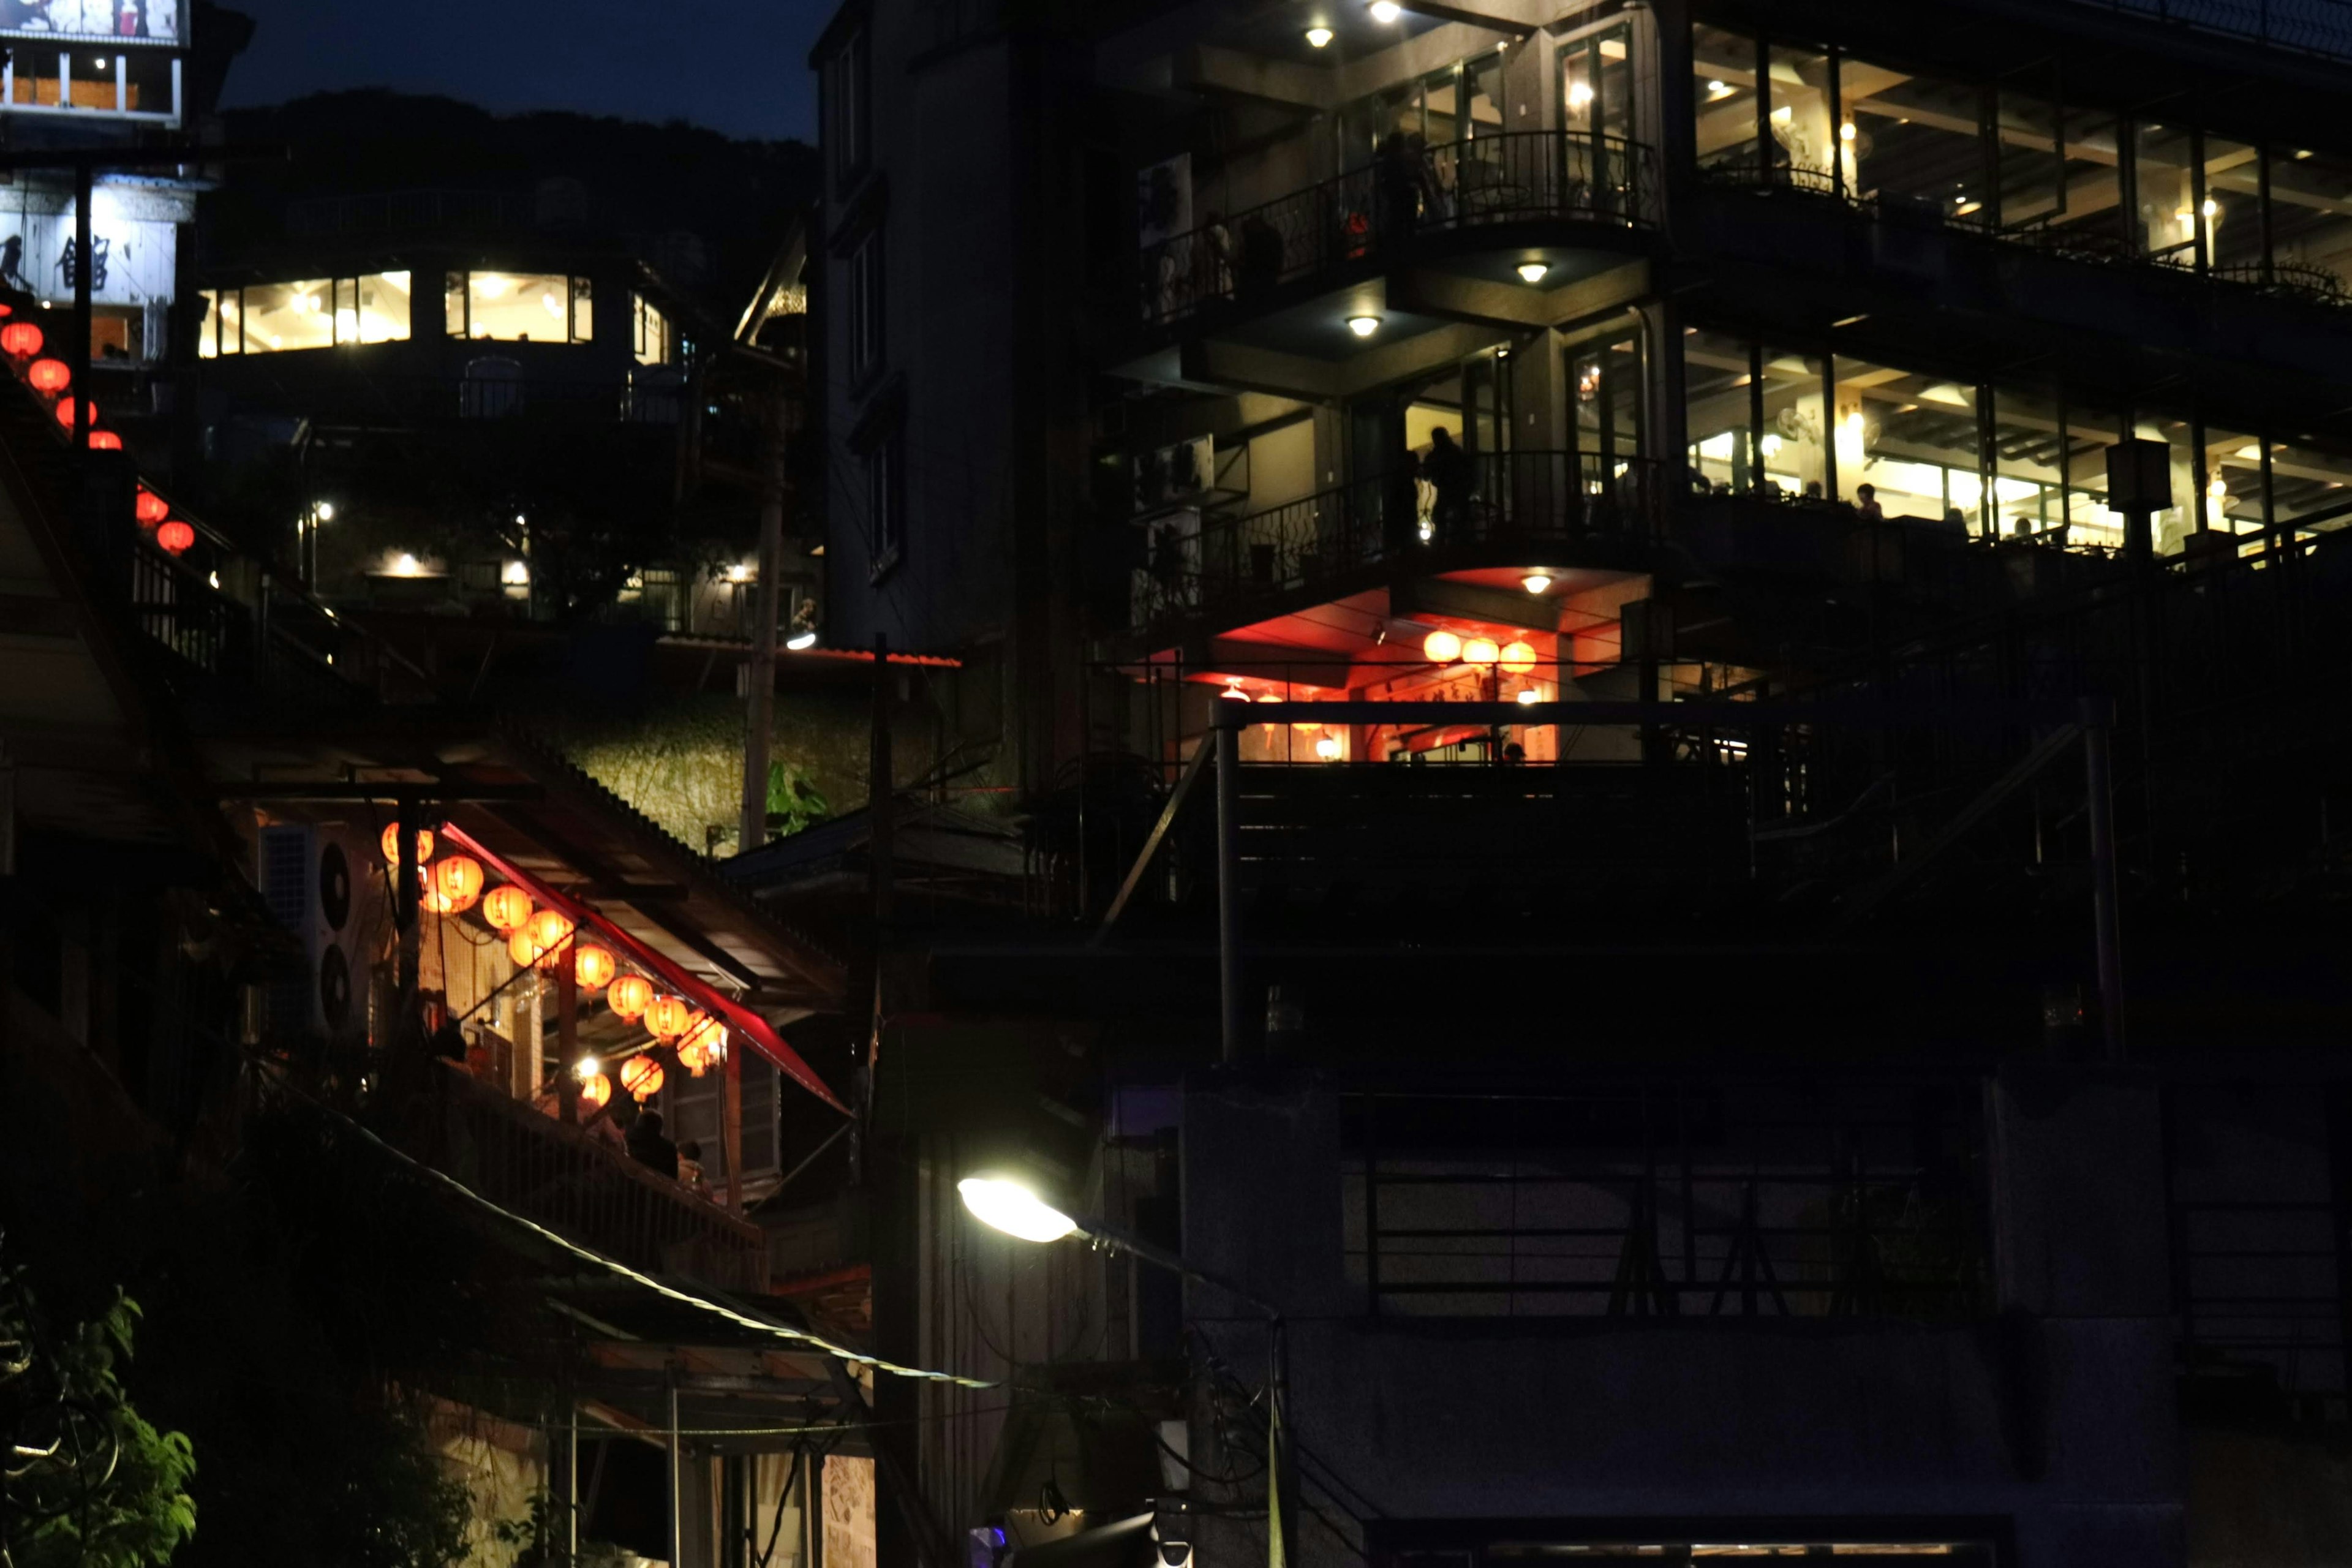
[238,279,335,353]
[444,272,592,343]
[633,293,673,366]
[200,272,412,353]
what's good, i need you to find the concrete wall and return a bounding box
[1179,1071,2187,1566]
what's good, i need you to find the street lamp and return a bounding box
[959,1170,1297,1568]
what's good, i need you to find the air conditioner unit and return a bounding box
[257,822,390,1044]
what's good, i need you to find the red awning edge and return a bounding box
[441,824,850,1116]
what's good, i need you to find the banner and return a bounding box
[0,0,179,43]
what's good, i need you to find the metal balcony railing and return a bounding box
[1131,449,1660,633]
[1142,130,1656,326]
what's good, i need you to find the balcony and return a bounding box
[1130,449,1661,640]
[1139,130,1657,332]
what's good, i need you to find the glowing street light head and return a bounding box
[959,1175,1081,1243]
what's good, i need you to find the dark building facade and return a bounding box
[799,2,2352,1566]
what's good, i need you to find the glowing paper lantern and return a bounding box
[1314,734,1342,760]
[620,1055,665,1101]
[25,358,67,393]
[1463,636,1501,668]
[507,928,546,969]
[579,1072,612,1110]
[86,429,121,451]
[154,519,194,556]
[605,973,654,1021]
[134,489,168,525]
[644,994,692,1041]
[1,321,42,358]
[52,398,94,431]
[574,944,617,991]
[526,908,575,957]
[432,855,484,913]
[480,885,532,933]
[380,823,435,865]
[1499,641,1537,676]
[1423,629,1462,663]
[677,1014,726,1076]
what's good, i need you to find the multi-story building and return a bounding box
[804,2,2352,1566]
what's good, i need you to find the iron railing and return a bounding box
[1142,130,1656,325]
[1343,1080,1989,1319]
[1132,450,1660,633]
[412,1060,771,1292]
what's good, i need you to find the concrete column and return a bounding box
[1989,1063,2184,1566]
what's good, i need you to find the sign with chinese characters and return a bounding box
[0,0,179,43]
[0,185,183,309]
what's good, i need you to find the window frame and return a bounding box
[442,271,597,345]
[846,233,886,384]
[827,29,872,193]
[865,432,903,582]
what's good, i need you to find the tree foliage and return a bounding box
[0,1267,196,1568]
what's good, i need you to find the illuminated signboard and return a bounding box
[0,0,180,43]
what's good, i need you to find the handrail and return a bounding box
[1142,129,1656,325]
[1132,450,1661,633]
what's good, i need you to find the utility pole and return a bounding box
[738,395,788,856]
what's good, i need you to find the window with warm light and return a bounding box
[633,293,673,366]
[201,272,413,353]
[445,272,592,344]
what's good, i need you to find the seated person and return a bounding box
[625,1109,679,1180]
[677,1138,709,1195]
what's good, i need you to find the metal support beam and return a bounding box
[1213,725,1243,1062]
[1093,736,1215,944]
[2083,697,2127,1062]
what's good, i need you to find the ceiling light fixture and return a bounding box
[1306,24,1334,46]
[1522,573,1552,594]
[1347,314,1381,337]
[1368,0,1401,22]
[1516,262,1549,284]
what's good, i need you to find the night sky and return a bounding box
[215,0,833,142]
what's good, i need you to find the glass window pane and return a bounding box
[1766,43,1834,192]
[1844,56,1988,221]
[2059,404,2125,551]
[2201,422,2262,535]
[239,279,334,353]
[2269,432,2352,526]
[1684,326,1755,494]
[1986,387,2063,538]
[445,271,467,337]
[2135,121,2199,266]
[570,277,593,342]
[332,277,358,344]
[2266,147,2352,301]
[463,271,571,342]
[2134,410,2199,555]
[197,290,220,359]
[2203,135,2262,276]
[634,294,671,366]
[355,271,410,344]
[1425,70,1460,146]
[1465,56,1503,139]
[1691,26,1759,179]
[2045,108,2130,256]
[1834,353,1980,524]
[1595,30,1631,141]
[1996,80,2061,230]
[1761,348,1826,499]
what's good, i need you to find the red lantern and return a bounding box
[620,1055,665,1101]
[86,429,121,451]
[134,489,168,525]
[480,885,532,933]
[579,1072,612,1110]
[644,994,692,1041]
[1499,641,1537,676]
[51,398,94,431]
[1,321,42,358]
[154,519,194,556]
[507,928,547,970]
[432,854,484,913]
[25,358,67,393]
[605,973,654,1021]
[574,944,617,991]
[526,909,575,959]
[380,823,435,865]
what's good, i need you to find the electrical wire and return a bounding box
[261,1067,997,1389]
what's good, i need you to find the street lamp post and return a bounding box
[958,1175,1298,1568]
